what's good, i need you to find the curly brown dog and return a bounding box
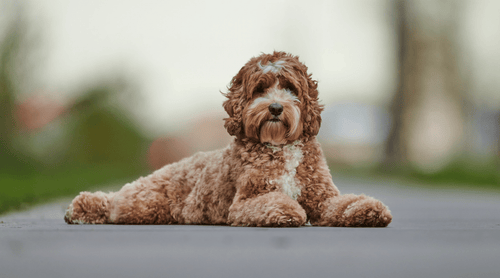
[64,51,392,227]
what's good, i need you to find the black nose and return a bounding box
[269,103,283,116]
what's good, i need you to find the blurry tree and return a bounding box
[498,112,500,169]
[382,0,409,170]
[0,2,148,172]
[65,81,147,168]
[0,21,17,168]
[383,0,469,172]
[0,9,38,173]
[0,2,149,214]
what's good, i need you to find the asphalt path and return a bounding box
[1,177,499,278]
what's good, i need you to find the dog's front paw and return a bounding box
[315,194,392,227]
[343,197,392,227]
[264,205,307,227]
[230,207,306,227]
[228,192,307,227]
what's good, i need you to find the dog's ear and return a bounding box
[302,76,323,137]
[222,84,244,137]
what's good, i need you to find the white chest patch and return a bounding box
[259,60,286,74]
[269,142,303,200]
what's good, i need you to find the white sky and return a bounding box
[26,0,395,134]
[22,0,500,135]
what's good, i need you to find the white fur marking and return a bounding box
[269,141,303,200]
[65,204,73,220]
[343,200,361,217]
[249,96,268,109]
[259,60,286,74]
[266,144,281,153]
[283,89,300,103]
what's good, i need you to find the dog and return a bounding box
[64,51,392,227]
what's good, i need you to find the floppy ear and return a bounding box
[302,76,323,137]
[222,80,245,137]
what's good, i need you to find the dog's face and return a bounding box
[223,52,323,145]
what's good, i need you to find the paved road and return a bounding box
[1,177,499,278]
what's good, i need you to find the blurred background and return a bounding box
[1,0,499,215]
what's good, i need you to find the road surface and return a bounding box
[1,177,499,278]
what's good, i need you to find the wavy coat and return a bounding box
[65,51,392,227]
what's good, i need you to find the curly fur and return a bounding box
[65,51,392,227]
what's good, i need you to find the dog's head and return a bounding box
[223,51,323,145]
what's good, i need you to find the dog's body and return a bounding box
[65,52,392,227]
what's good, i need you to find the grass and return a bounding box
[330,160,500,192]
[0,164,149,215]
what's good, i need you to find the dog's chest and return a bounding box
[268,143,303,200]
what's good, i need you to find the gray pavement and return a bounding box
[1,177,500,278]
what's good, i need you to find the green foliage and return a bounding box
[0,15,36,172]
[0,9,150,215]
[332,159,500,191]
[0,164,148,215]
[66,87,146,167]
[406,161,500,188]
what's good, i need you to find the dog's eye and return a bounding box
[253,84,265,95]
[279,79,297,95]
[285,85,297,95]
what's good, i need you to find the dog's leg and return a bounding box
[228,191,307,227]
[65,176,174,224]
[108,176,173,224]
[312,194,392,227]
[294,143,392,227]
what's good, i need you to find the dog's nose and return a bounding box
[269,103,283,116]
